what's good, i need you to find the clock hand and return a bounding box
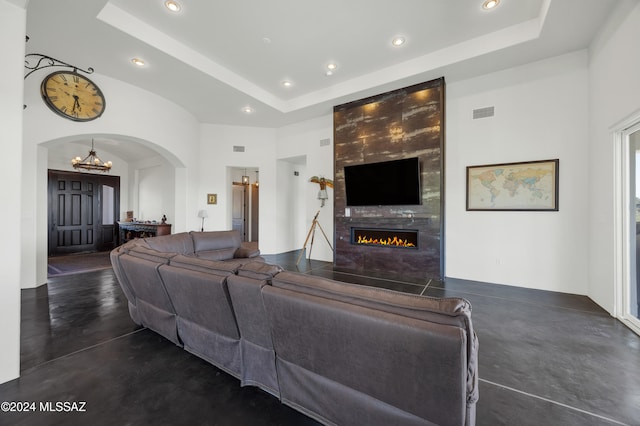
[72,95,81,112]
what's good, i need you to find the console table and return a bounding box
[117,221,171,245]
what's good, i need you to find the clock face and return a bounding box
[40,71,106,122]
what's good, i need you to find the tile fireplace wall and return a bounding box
[333,78,445,279]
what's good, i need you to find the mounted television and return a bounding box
[344,157,421,206]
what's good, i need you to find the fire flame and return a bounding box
[356,235,416,247]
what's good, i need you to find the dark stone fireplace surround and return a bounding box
[333,78,445,280]
[336,216,441,280]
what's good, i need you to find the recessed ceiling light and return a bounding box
[165,1,181,12]
[131,58,145,67]
[392,36,406,47]
[282,80,293,88]
[242,106,254,114]
[482,0,500,10]
[325,63,337,76]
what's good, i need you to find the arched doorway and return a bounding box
[37,135,185,280]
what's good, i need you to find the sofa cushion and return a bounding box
[145,232,195,255]
[196,248,238,261]
[234,245,261,259]
[227,272,280,396]
[158,264,241,374]
[191,230,241,252]
[121,238,150,252]
[237,262,283,280]
[127,246,177,264]
[169,254,241,275]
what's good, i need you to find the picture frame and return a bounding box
[466,159,559,211]
[207,193,217,205]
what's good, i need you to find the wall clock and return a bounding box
[40,71,106,122]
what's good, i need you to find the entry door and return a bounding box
[49,172,98,255]
[48,170,120,255]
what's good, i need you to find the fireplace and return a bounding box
[351,227,418,249]
[335,217,439,280]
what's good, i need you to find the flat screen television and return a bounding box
[344,157,421,206]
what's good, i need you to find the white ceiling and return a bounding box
[25,0,619,129]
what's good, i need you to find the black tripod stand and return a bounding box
[296,209,333,265]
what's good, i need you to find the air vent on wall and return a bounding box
[233,145,245,152]
[320,138,330,147]
[473,106,495,119]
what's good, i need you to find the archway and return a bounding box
[24,134,186,288]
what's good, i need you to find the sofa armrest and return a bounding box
[234,244,260,258]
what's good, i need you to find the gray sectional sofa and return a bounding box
[111,230,479,426]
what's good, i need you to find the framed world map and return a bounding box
[466,159,559,211]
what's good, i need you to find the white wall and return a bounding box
[138,166,165,221]
[446,51,590,295]
[277,115,334,261]
[588,2,640,313]
[198,124,278,251]
[275,158,308,254]
[0,0,25,385]
[130,156,175,223]
[197,118,333,258]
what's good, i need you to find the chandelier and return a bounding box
[71,139,112,172]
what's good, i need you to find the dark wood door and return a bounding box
[48,170,120,255]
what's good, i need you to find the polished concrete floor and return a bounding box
[1,251,640,425]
